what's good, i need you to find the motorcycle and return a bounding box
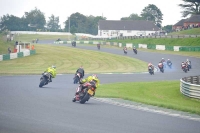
[186,61,191,70]
[73,72,81,84]
[133,48,137,54]
[181,64,188,73]
[39,72,51,87]
[167,62,172,69]
[148,66,154,75]
[123,49,127,54]
[72,81,96,104]
[158,63,164,73]
[72,41,76,47]
[97,44,100,50]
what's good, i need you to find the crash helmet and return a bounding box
[52,65,56,69]
[148,63,152,66]
[91,74,98,81]
[168,59,170,61]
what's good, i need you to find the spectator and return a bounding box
[15,41,18,48]
[8,47,11,54]
[7,34,10,42]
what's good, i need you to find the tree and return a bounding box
[64,12,106,35]
[140,4,163,28]
[24,7,46,31]
[0,14,23,31]
[47,15,60,32]
[121,13,144,20]
[179,0,200,17]
[162,25,173,33]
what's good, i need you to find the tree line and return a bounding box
[0,0,199,35]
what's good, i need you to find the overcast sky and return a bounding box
[0,0,185,28]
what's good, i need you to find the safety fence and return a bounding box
[180,75,200,99]
[91,35,200,40]
[0,49,36,61]
[54,41,200,52]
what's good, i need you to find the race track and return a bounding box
[0,41,200,133]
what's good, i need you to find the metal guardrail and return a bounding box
[180,75,200,99]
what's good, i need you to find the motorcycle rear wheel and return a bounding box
[80,93,90,104]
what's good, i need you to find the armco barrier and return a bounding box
[180,75,200,99]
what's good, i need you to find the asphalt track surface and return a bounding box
[0,40,200,133]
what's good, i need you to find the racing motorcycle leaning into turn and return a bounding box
[39,72,52,87]
[158,62,164,73]
[72,81,97,104]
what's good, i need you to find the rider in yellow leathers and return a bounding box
[44,65,57,82]
[76,74,100,96]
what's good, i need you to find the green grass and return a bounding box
[169,28,200,35]
[0,44,147,75]
[97,81,200,115]
[14,34,74,42]
[107,38,200,46]
[0,35,15,55]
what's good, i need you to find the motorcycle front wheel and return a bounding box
[39,79,46,87]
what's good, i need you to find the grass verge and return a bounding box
[0,44,147,75]
[96,81,200,115]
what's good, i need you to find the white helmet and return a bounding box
[52,65,56,69]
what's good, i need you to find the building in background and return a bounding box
[98,20,160,38]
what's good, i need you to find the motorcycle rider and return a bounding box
[75,66,84,79]
[133,46,137,53]
[76,74,100,96]
[148,62,154,71]
[181,61,187,68]
[186,59,191,69]
[44,65,57,82]
[161,58,165,63]
[97,43,100,49]
[167,59,172,65]
[123,46,127,54]
[161,58,166,68]
[158,61,163,69]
